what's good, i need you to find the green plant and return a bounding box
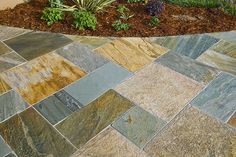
[127,0,145,3]
[116,5,134,20]
[149,16,160,26]
[73,0,115,12]
[112,20,130,31]
[220,0,236,16]
[41,8,64,26]
[167,0,220,8]
[73,10,97,30]
[49,0,64,8]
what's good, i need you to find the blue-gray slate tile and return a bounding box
[156,52,219,84]
[150,34,219,59]
[0,136,12,157]
[0,90,28,122]
[112,106,166,148]
[208,31,236,44]
[64,62,132,105]
[191,72,236,122]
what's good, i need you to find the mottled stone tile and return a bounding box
[0,136,12,157]
[227,112,236,128]
[4,153,17,157]
[56,90,134,149]
[0,26,31,41]
[208,31,236,44]
[210,40,236,58]
[95,38,168,72]
[1,53,86,105]
[112,106,166,148]
[144,107,236,157]
[4,31,72,60]
[0,78,11,95]
[0,90,28,122]
[0,52,26,73]
[66,35,113,49]
[156,52,219,84]
[55,42,109,73]
[0,42,11,56]
[64,62,132,105]
[71,127,148,157]
[148,34,219,59]
[191,73,236,122]
[197,50,236,75]
[115,63,204,121]
[0,108,76,157]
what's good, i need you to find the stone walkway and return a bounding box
[0,25,235,157]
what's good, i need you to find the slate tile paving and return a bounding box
[4,153,17,157]
[0,78,11,95]
[210,40,236,58]
[0,25,31,41]
[0,135,12,157]
[0,42,11,55]
[208,31,236,44]
[227,112,236,128]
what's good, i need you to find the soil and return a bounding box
[0,0,236,37]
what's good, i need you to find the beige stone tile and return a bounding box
[115,63,204,121]
[71,127,148,157]
[95,38,168,72]
[144,107,236,157]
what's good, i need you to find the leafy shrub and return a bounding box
[73,10,97,30]
[167,0,220,8]
[220,0,236,15]
[112,20,130,31]
[117,5,134,20]
[146,0,164,16]
[41,8,64,25]
[149,16,160,26]
[73,0,115,12]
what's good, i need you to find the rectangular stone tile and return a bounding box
[0,108,76,157]
[191,73,236,122]
[1,53,86,105]
[0,136,12,157]
[0,26,31,41]
[0,42,11,56]
[56,90,134,149]
[156,52,219,84]
[227,112,236,128]
[210,40,236,58]
[144,107,236,157]
[72,127,148,157]
[55,42,109,73]
[4,153,17,157]
[0,78,11,95]
[197,50,236,75]
[4,31,72,60]
[148,34,219,59]
[207,31,236,44]
[95,38,168,72]
[0,52,26,73]
[112,106,166,148]
[0,90,28,122]
[115,63,204,121]
[64,62,132,105]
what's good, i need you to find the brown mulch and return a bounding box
[0,0,236,37]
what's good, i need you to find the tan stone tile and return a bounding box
[115,63,204,121]
[95,38,168,72]
[0,78,11,95]
[144,107,236,157]
[0,52,86,105]
[72,127,148,157]
[228,112,236,128]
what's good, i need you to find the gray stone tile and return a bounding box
[0,26,31,41]
[0,90,28,122]
[148,34,219,59]
[4,31,72,60]
[112,106,166,148]
[4,153,17,157]
[0,42,11,56]
[191,72,236,122]
[64,62,132,105]
[0,136,12,157]
[55,42,108,73]
[207,31,236,44]
[156,52,219,84]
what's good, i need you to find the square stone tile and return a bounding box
[0,108,76,157]
[227,112,236,128]
[64,62,132,105]
[115,63,204,121]
[112,106,166,148]
[72,127,148,157]
[34,90,82,125]
[4,31,72,60]
[55,42,109,73]
[56,90,134,149]
[1,53,86,105]
[0,26,31,41]
[0,42,11,55]
[0,90,28,122]
[95,38,168,72]
[210,40,236,58]
[156,52,219,84]
[197,50,236,75]
[0,52,26,73]
[148,34,219,59]
[191,73,236,122]
[144,107,236,157]
[0,135,12,157]
[0,78,11,95]
[208,31,236,44]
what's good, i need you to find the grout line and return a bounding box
[1,29,32,42]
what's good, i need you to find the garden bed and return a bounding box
[0,0,235,37]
